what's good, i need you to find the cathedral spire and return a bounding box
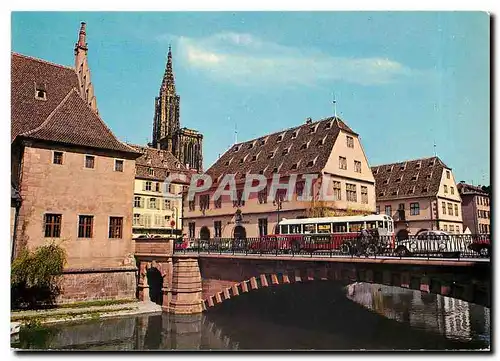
[161,45,176,94]
[74,21,98,113]
[74,22,88,54]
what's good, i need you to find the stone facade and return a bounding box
[457,182,490,234]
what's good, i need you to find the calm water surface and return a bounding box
[12,282,490,350]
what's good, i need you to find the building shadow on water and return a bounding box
[204,281,490,351]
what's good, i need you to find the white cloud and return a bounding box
[166,32,424,87]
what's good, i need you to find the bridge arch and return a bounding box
[199,262,490,311]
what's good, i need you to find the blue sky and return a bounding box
[11,11,490,185]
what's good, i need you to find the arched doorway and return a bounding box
[200,226,210,240]
[233,225,247,240]
[396,229,409,241]
[146,266,163,305]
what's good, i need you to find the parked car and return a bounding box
[394,230,464,257]
[467,237,491,257]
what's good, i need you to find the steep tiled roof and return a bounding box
[127,144,190,183]
[12,52,139,156]
[207,116,357,182]
[457,182,488,196]
[11,53,79,141]
[371,156,449,200]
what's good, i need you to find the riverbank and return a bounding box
[11,300,162,328]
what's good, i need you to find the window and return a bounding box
[376,206,380,214]
[85,155,95,169]
[134,196,142,208]
[148,168,154,176]
[361,186,368,204]
[346,136,354,148]
[248,142,254,149]
[306,160,315,168]
[149,198,157,209]
[442,202,446,215]
[200,194,210,211]
[155,214,163,227]
[188,200,195,211]
[258,187,268,204]
[385,205,392,216]
[258,218,268,237]
[291,131,298,139]
[346,183,357,202]
[133,213,141,226]
[44,214,62,237]
[317,138,325,146]
[295,182,304,198]
[410,203,420,216]
[450,186,454,195]
[446,170,450,179]
[277,135,283,142]
[188,222,196,238]
[454,204,459,216]
[354,160,362,173]
[455,225,460,234]
[145,181,152,191]
[447,203,453,215]
[300,142,309,150]
[35,87,47,100]
[143,214,151,227]
[443,225,448,232]
[282,148,289,156]
[214,221,222,238]
[114,159,124,172]
[333,181,341,201]
[160,199,169,210]
[233,190,245,207]
[155,182,161,192]
[78,215,93,238]
[339,156,347,170]
[109,217,123,239]
[53,151,63,165]
[214,197,222,208]
[268,151,275,159]
[444,185,448,194]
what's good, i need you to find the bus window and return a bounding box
[366,221,377,229]
[384,221,388,230]
[289,224,302,234]
[333,223,347,233]
[304,224,316,234]
[280,225,289,234]
[349,222,363,232]
[317,223,331,234]
[388,222,393,232]
[377,221,384,228]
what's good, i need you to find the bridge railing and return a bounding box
[173,234,490,259]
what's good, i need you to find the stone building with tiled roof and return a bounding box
[457,182,490,234]
[11,23,142,303]
[127,144,190,238]
[183,116,376,239]
[371,156,463,238]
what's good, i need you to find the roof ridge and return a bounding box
[230,116,347,147]
[371,156,441,169]
[12,52,75,72]
[20,88,78,137]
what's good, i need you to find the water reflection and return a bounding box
[12,281,490,350]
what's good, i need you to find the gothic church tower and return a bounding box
[152,47,203,172]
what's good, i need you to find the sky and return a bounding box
[11,11,490,186]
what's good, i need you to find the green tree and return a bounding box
[11,242,67,310]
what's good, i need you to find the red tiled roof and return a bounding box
[12,52,139,156]
[371,156,449,200]
[206,116,357,182]
[127,144,190,182]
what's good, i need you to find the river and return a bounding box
[12,282,490,351]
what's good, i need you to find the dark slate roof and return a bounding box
[12,53,139,156]
[207,116,357,182]
[371,156,449,200]
[457,182,488,196]
[127,144,190,183]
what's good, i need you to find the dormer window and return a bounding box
[395,176,402,183]
[291,161,300,171]
[268,151,275,159]
[300,142,309,150]
[35,82,47,101]
[239,158,244,164]
[248,142,254,149]
[317,136,326,146]
[325,121,333,130]
[372,168,378,175]
[148,167,154,176]
[426,174,432,179]
[384,179,389,185]
[309,125,317,134]
[411,174,418,181]
[422,186,428,193]
[429,160,435,167]
[291,130,299,139]
[272,167,279,173]
[251,154,258,162]
[225,158,232,166]
[400,163,406,171]
[307,157,317,168]
[282,146,291,156]
[277,134,284,142]
[408,186,415,194]
[233,145,240,152]
[379,192,385,197]
[416,162,421,169]
[387,165,394,173]
[392,190,398,196]
[260,137,268,146]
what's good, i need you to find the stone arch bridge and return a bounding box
[134,238,491,314]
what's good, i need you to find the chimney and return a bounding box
[306,117,312,124]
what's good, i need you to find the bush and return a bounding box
[11,242,67,310]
